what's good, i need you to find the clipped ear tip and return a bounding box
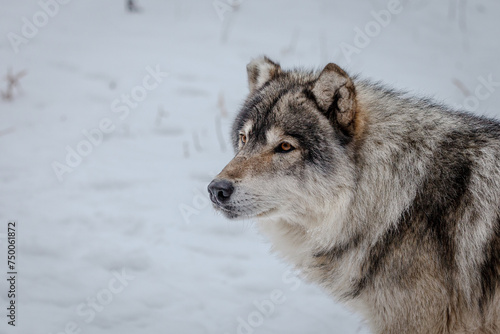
[246,56,282,93]
[247,56,280,71]
[262,56,280,67]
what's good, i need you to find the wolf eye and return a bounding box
[240,134,247,145]
[275,142,295,153]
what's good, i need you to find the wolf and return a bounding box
[208,56,500,334]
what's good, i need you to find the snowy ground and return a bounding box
[0,0,499,333]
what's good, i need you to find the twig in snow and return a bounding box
[155,105,169,126]
[126,0,140,12]
[1,69,27,101]
[452,78,471,97]
[217,92,228,118]
[281,29,300,56]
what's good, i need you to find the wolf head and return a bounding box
[208,57,362,224]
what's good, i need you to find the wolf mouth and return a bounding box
[212,202,276,220]
[212,203,239,218]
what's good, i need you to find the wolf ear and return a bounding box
[246,56,281,94]
[311,63,357,136]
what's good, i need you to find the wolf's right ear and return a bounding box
[246,57,281,94]
[311,63,357,136]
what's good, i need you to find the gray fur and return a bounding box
[208,56,500,333]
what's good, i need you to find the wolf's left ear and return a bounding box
[312,63,357,136]
[247,57,281,94]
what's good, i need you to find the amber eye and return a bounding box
[240,134,247,144]
[275,142,295,153]
[281,142,291,151]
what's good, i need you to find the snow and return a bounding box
[0,0,499,333]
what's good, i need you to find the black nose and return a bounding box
[208,179,234,204]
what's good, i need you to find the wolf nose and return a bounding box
[208,179,234,204]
